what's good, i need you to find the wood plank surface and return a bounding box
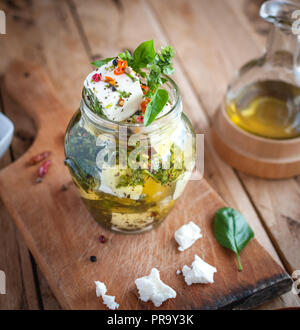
[0,0,299,309]
[0,0,85,309]
[0,90,39,310]
[227,0,300,275]
[0,60,292,308]
[149,0,300,280]
[72,0,300,308]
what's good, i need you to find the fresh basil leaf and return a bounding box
[133,40,156,69]
[214,207,254,271]
[144,89,169,126]
[91,57,114,68]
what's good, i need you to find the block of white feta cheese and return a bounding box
[84,60,144,122]
[174,221,202,252]
[135,268,176,307]
[99,165,143,200]
[95,281,119,310]
[182,255,217,285]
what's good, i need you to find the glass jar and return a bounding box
[64,77,195,233]
[225,0,300,139]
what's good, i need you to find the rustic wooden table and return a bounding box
[0,0,299,310]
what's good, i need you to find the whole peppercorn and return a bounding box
[99,235,106,243]
[112,58,118,66]
[90,256,97,262]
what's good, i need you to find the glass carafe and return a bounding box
[225,0,300,139]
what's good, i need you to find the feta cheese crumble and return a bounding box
[95,281,119,310]
[182,255,217,285]
[176,269,181,275]
[174,221,202,251]
[135,268,176,307]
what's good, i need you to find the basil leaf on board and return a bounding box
[214,207,254,271]
[91,57,114,68]
[144,89,169,126]
[133,40,156,69]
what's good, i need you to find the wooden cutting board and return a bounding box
[0,61,292,310]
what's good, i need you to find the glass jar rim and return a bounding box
[81,75,181,132]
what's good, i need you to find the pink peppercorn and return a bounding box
[38,160,51,178]
[92,73,101,82]
[99,235,106,243]
[136,115,144,123]
[36,160,51,183]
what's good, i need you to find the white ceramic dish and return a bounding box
[0,113,14,159]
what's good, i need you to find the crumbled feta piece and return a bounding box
[182,255,217,285]
[95,281,119,310]
[84,61,143,122]
[135,268,176,307]
[174,221,202,251]
[176,269,181,275]
[95,281,107,297]
[102,295,119,310]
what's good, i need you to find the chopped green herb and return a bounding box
[118,90,132,99]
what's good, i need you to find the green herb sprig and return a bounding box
[214,207,255,271]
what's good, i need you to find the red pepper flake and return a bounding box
[28,151,51,165]
[99,235,106,243]
[105,76,116,86]
[136,115,144,123]
[118,98,125,106]
[37,160,51,183]
[92,73,101,82]
[141,98,151,114]
[140,84,149,95]
[114,59,127,75]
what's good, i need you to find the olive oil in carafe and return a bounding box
[226,80,300,139]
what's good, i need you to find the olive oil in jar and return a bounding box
[226,80,300,139]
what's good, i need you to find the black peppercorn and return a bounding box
[90,256,97,262]
[113,58,118,66]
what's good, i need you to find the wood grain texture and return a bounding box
[72,0,300,307]
[225,0,300,276]
[0,0,298,309]
[72,0,280,266]
[0,101,39,310]
[0,60,292,310]
[149,0,300,277]
[0,0,85,309]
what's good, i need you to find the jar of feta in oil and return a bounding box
[64,76,195,233]
[65,40,197,234]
